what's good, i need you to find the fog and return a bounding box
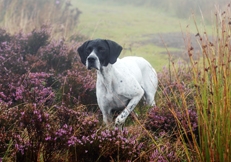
[0,0,230,67]
[1,0,229,35]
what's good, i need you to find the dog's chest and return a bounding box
[96,78,129,109]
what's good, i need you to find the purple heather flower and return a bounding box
[45,136,51,141]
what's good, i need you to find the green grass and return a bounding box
[191,13,231,161]
[73,0,206,70]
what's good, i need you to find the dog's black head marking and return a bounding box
[104,39,122,65]
[77,40,90,65]
[77,39,122,68]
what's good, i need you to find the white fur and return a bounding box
[95,56,158,127]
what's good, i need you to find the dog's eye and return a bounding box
[98,47,105,52]
[86,47,92,53]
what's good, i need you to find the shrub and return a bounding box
[148,142,182,162]
[0,27,96,107]
[0,26,147,161]
[145,63,198,139]
[146,106,198,141]
[157,63,195,109]
[58,68,96,108]
[68,128,144,162]
[0,103,98,161]
[0,103,148,162]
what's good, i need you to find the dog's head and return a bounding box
[77,39,122,70]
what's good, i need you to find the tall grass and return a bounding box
[0,0,81,39]
[185,5,231,161]
[155,4,231,161]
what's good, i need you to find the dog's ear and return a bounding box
[77,40,90,65]
[104,40,122,64]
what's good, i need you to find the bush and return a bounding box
[0,27,148,161]
[146,106,198,141]
[0,103,149,161]
[144,64,198,144]
[0,27,96,108]
[0,26,195,161]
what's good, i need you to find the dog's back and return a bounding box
[118,56,158,106]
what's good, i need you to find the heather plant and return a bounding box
[0,27,97,161]
[145,106,198,141]
[0,26,150,161]
[67,127,145,162]
[0,27,96,107]
[58,68,96,108]
[0,28,11,42]
[148,141,183,162]
[0,103,150,161]
[145,63,198,139]
[0,28,53,106]
[0,25,194,162]
[0,103,98,161]
[142,62,199,161]
[156,63,195,109]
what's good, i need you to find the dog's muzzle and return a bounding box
[86,55,100,70]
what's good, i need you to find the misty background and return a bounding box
[0,0,229,70]
[87,0,228,18]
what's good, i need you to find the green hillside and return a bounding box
[72,1,196,70]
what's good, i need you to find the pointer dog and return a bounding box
[77,39,158,127]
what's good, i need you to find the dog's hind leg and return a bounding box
[101,109,113,127]
[144,92,156,106]
[142,68,158,106]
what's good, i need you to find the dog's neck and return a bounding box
[98,64,113,79]
[97,64,116,87]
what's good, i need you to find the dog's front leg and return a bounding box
[115,90,144,127]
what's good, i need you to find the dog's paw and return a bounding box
[115,118,121,126]
[115,115,126,126]
[115,108,130,128]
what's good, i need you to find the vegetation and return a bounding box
[0,0,231,161]
[188,11,231,161]
[85,0,229,19]
[72,0,217,71]
[0,0,82,39]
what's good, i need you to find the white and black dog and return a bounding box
[77,39,158,127]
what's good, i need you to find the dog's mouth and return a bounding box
[87,64,99,70]
[87,67,99,70]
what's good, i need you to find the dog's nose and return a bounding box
[88,57,96,63]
